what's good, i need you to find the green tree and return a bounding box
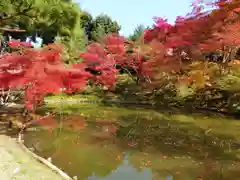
[80,11,93,29]
[0,0,88,45]
[56,10,88,64]
[91,14,121,42]
[128,24,145,41]
[32,0,87,44]
[0,0,36,27]
[91,25,106,42]
[79,11,93,41]
[0,0,89,64]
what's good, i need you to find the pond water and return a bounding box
[19,104,240,179]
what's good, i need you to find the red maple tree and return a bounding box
[0,43,92,110]
[80,34,153,87]
[144,0,240,62]
[0,34,153,111]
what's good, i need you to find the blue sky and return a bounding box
[76,0,194,36]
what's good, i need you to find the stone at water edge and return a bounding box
[47,157,52,163]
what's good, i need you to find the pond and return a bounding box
[15,104,240,179]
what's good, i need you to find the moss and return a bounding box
[45,94,100,101]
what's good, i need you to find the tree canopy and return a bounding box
[128,24,146,41]
[90,14,121,42]
[0,0,88,44]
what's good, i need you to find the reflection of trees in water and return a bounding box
[87,152,154,180]
[115,114,239,161]
[22,113,239,180]
[111,115,240,180]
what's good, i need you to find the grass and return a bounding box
[44,94,165,121]
[45,94,101,101]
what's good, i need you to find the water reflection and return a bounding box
[87,153,154,180]
[20,107,240,180]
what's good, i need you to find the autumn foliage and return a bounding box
[144,0,240,61]
[0,43,92,110]
[0,0,239,111]
[0,36,149,110]
[80,35,153,85]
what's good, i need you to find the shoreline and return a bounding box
[0,133,74,180]
[17,133,74,180]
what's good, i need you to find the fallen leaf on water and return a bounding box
[128,141,138,147]
[102,125,118,134]
[161,156,168,159]
[96,162,104,166]
[34,116,58,133]
[72,120,86,130]
[13,167,20,174]
[116,155,121,160]
[66,115,87,130]
[96,119,112,124]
